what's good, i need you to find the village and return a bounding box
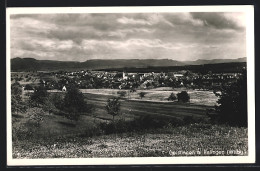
[11,70,242,92]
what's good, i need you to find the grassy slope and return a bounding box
[13,123,248,158]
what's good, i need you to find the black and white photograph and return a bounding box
[6,6,255,165]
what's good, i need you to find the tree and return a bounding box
[30,85,49,107]
[105,97,121,121]
[11,82,27,114]
[213,69,247,126]
[24,84,33,90]
[28,107,45,127]
[63,85,87,121]
[168,92,177,101]
[29,85,54,114]
[177,91,190,103]
[42,98,56,115]
[139,92,146,99]
[50,93,64,111]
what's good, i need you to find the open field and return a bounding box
[24,87,218,106]
[23,88,217,121]
[80,88,218,106]
[85,93,213,121]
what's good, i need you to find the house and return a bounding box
[174,74,183,78]
[62,86,67,92]
[174,74,183,81]
[123,72,128,80]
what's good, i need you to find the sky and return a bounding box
[10,12,246,62]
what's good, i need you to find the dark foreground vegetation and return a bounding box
[13,111,248,158]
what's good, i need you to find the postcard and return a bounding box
[6,5,255,165]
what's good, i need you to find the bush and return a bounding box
[134,115,166,129]
[138,92,146,99]
[182,116,199,125]
[99,119,130,134]
[177,91,190,103]
[11,82,27,115]
[97,115,185,136]
[130,88,136,93]
[83,125,103,137]
[168,92,177,101]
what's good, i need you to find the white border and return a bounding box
[6,6,255,166]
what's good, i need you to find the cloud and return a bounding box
[162,13,204,27]
[190,12,244,31]
[10,12,246,61]
[107,28,155,38]
[117,17,152,25]
[120,39,180,49]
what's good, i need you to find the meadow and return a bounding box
[85,92,213,121]
[13,121,248,158]
[81,88,218,106]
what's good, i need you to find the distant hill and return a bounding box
[183,57,246,65]
[10,58,185,71]
[81,59,185,69]
[10,57,246,72]
[101,62,246,74]
[11,57,82,71]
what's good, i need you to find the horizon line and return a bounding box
[11,56,247,63]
